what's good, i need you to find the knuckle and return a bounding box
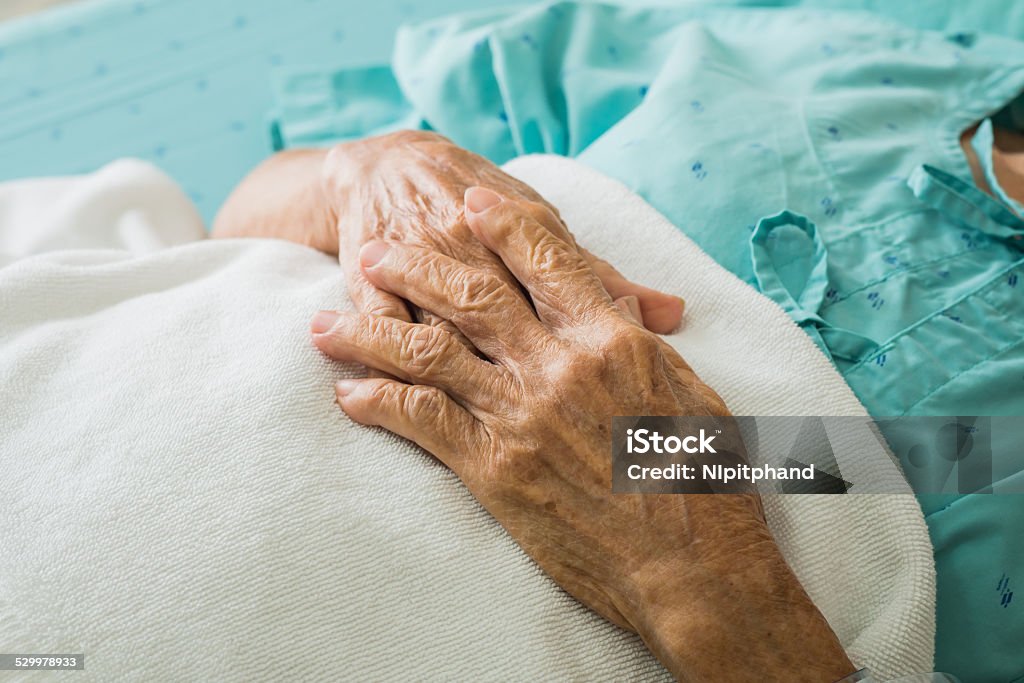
[545,343,607,385]
[400,385,447,421]
[400,326,455,378]
[519,199,563,233]
[360,314,396,345]
[452,270,513,310]
[353,284,407,320]
[604,323,662,358]
[362,301,405,319]
[531,234,573,270]
[363,381,395,411]
[405,250,448,284]
[521,228,584,278]
[550,325,661,383]
[478,204,521,242]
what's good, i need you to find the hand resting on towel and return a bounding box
[308,187,856,682]
[215,132,857,681]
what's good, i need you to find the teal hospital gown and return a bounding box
[271,4,1024,679]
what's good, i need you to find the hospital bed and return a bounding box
[2,1,1023,680]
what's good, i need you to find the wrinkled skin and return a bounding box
[321,130,685,337]
[310,188,853,681]
[214,131,685,338]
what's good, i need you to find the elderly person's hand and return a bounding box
[309,188,854,682]
[322,130,688,334]
[213,131,684,338]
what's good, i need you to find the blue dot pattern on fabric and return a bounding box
[7,4,1024,679]
[820,197,837,217]
[0,0,526,221]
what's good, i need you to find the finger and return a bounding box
[614,295,644,326]
[509,197,576,246]
[463,187,617,328]
[334,377,482,476]
[414,308,477,354]
[348,252,480,354]
[346,268,412,321]
[311,310,501,405]
[512,201,684,333]
[342,271,411,378]
[582,248,685,334]
[358,240,548,363]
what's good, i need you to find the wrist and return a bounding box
[624,525,855,681]
[214,148,337,251]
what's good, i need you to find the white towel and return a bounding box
[0,156,934,681]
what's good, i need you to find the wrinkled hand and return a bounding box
[321,131,684,336]
[309,188,851,681]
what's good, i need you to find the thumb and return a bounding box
[582,248,684,334]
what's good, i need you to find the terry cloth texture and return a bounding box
[0,155,934,680]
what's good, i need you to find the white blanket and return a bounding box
[0,157,935,681]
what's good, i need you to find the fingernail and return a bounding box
[360,240,391,269]
[335,379,359,397]
[465,187,502,214]
[310,310,340,334]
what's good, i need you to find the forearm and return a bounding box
[627,533,855,681]
[212,148,339,253]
